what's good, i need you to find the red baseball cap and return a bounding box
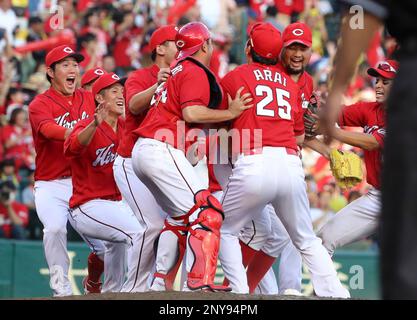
[45,45,84,68]
[149,25,178,51]
[81,68,106,87]
[282,22,312,48]
[175,22,211,60]
[248,22,282,59]
[92,73,126,97]
[367,60,399,80]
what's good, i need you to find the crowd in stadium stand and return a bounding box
[0,0,396,241]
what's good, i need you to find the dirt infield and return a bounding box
[27,291,334,300]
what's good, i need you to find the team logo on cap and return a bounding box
[63,46,74,53]
[176,40,185,48]
[94,69,105,75]
[111,74,120,80]
[292,29,304,36]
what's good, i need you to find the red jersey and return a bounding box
[276,63,314,136]
[118,64,159,158]
[338,101,385,189]
[64,118,124,208]
[2,124,33,166]
[29,87,95,181]
[134,58,220,149]
[0,201,29,238]
[220,62,301,152]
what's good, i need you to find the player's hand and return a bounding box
[157,68,171,85]
[227,87,253,119]
[94,102,110,126]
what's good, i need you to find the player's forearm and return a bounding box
[39,122,70,141]
[183,106,235,124]
[332,128,379,151]
[303,137,330,159]
[331,13,381,92]
[296,134,305,146]
[128,83,158,115]
[76,120,98,146]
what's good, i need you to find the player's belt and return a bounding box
[242,147,300,157]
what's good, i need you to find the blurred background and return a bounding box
[0,0,392,298]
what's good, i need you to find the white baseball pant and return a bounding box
[113,155,166,291]
[34,179,106,296]
[68,199,144,293]
[218,147,350,298]
[318,187,380,256]
[214,160,302,294]
[131,138,210,290]
[240,205,303,294]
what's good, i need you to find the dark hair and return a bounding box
[78,32,97,51]
[46,62,57,83]
[9,108,26,125]
[0,158,15,170]
[29,16,43,26]
[250,47,278,65]
[266,5,278,17]
[83,8,99,27]
[151,49,157,61]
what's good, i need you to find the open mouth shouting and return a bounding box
[66,75,76,89]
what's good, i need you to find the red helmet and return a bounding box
[175,22,211,60]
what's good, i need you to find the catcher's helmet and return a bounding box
[175,22,211,60]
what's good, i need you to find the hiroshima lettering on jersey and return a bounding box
[54,111,89,129]
[93,144,117,167]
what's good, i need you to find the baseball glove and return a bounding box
[329,149,363,189]
[303,93,320,138]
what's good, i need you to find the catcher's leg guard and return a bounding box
[187,190,231,292]
[152,220,187,291]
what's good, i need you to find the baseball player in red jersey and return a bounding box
[81,67,106,91]
[239,22,331,295]
[64,73,144,293]
[113,25,177,292]
[317,60,397,255]
[217,22,349,297]
[131,22,252,291]
[28,45,106,296]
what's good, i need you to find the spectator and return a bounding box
[78,32,101,72]
[0,158,20,188]
[26,16,47,67]
[80,8,110,57]
[264,5,284,32]
[5,85,26,117]
[102,54,116,73]
[311,190,336,232]
[0,180,29,239]
[0,0,18,47]
[3,107,34,170]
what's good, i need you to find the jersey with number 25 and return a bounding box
[220,62,302,152]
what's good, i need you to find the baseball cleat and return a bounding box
[282,289,303,296]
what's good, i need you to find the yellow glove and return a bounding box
[329,149,363,189]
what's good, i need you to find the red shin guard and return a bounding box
[187,190,230,291]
